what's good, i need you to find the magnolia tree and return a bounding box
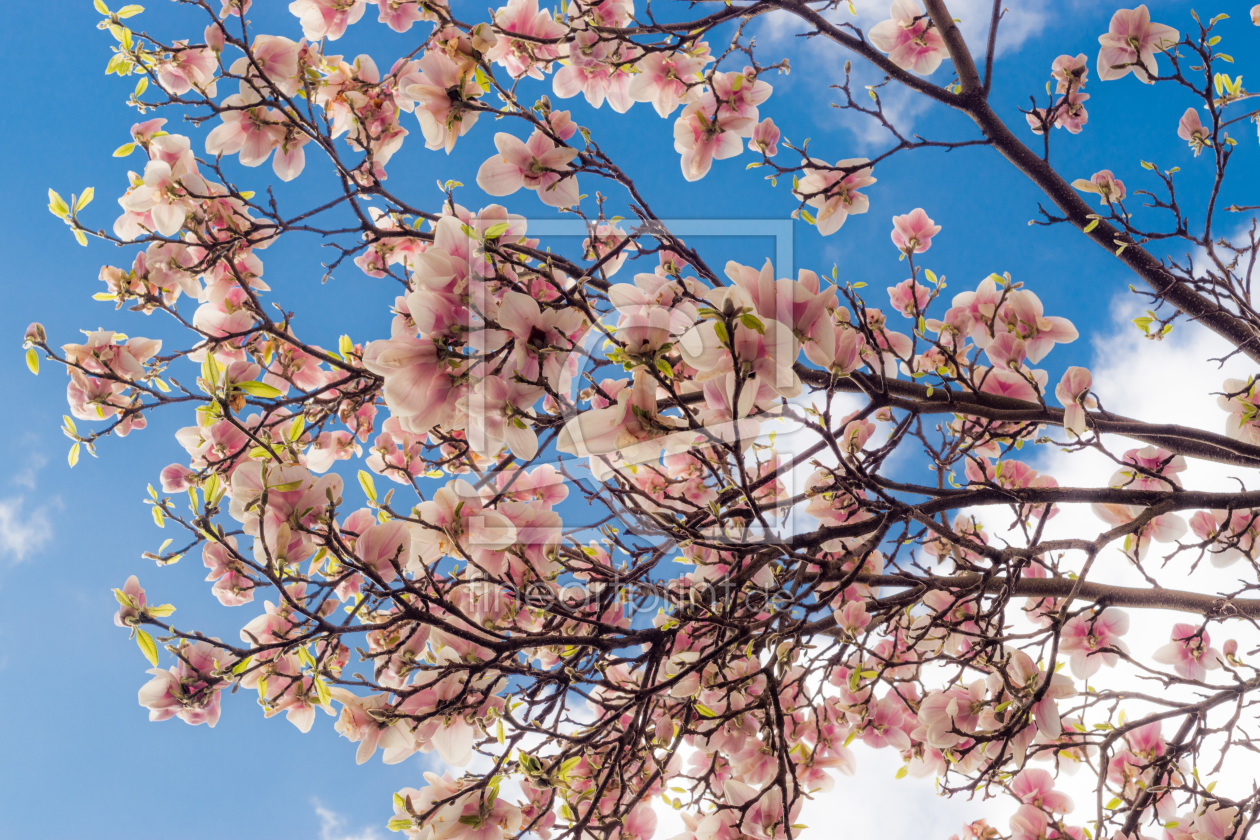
[26,0,1260,838]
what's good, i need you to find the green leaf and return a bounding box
[74,229,88,247]
[358,470,377,504]
[1082,218,1099,233]
[387,818,414,832]
[117,4,144,17]
[739,313,765,334]
[147,603,176,618]
[48,189,69,219]
[135,629,159,666]
[483,222,510,240]
[25,348,39,375]
[152,505,165,528]
[237,380,283,398]
[313,677,332,706]
[134,76,148,97]
[94,0,109,13]
[68,442,81,468]
[76,187,95,212]
[231,656,252,675]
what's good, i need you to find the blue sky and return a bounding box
[0,1,1255,838]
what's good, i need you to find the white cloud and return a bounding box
[755,0,1048,148]
[962,293,1260,810]
[0,496,53,563]
[837,0,1047,56]
[313,800,385,840]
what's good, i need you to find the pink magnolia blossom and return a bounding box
[552,29,635,112]
[486,0,566,80]
[374,0,432,32]
[1153,623,1222,681]
[120,159,203,237]
[888,278,931,317]
[405,51,483,153]
[557,372,694,478]
[1193,806,1240,840]
[1177,107,1212,155]
[113,575,148,628]
[1071,170,1125,205]
[411,478,518,574]
[1058,608,1129,678]
[477,131,580,208]
[1218,376,1260,445]
[868,0,949,75]
[155,45,218,96]
[890,207,941,255]
[1055,366,1096,437]
[794,158,877,236]
[137,640,227,727]
[203,537,256,607]
[672,103,747,182]
[1051,53,1089,92]
[749,117,780,156]
[288,0,366,41]
[629,50,711,117]
[1097,5,1180,84]
[1011,768,1074,814]
[205,92,285,170]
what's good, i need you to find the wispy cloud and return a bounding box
[755,0,1049,148]
[0,497,53,563]
[313,800,385,840]
[0,444,56,564]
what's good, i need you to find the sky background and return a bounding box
[1,1,1257,838]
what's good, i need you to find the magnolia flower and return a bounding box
[1097,5,1179,84]
[868,0,949,75]
[1051,53,1088,92]
[1058,608,1129,678]
[476,131,580,208]
[1177,107,1212,155]
[890,208,941,254]
[794,158,876,236]
[1055,366,1096,437]
[629,50,710,117]
[1011,768,1074,814]
[1072,169,1126,205]
[672,103,747,182]
[288,0,366,41]
[1153,623,1222,681]
[113,575,148,628]
[1218,376,1260,445]
[749,117,780,156]
[405,51,482,153]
